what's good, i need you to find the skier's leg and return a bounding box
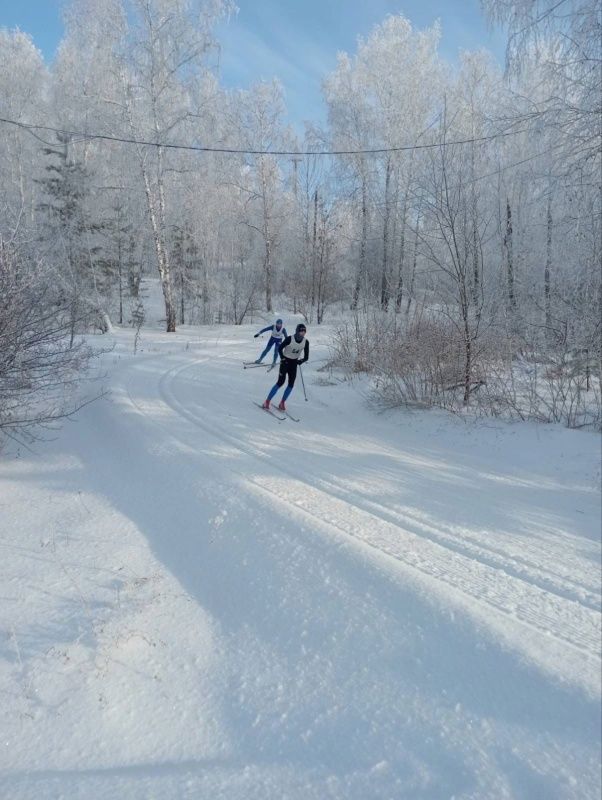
[288,361,298,389]
[264,362,286,406]
[279,362,297,408]
[269,338,279,364]
[263,379,280,408]
[256,340,271,363]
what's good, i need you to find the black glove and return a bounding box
[254,333,259,338]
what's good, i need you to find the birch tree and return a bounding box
[229,81,292,313]
[0,31,49,241]
[115,0,229,331]
[324,15,443,309]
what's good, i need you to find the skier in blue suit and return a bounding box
[254,319,287,365]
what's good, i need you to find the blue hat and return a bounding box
[276,318,283,325]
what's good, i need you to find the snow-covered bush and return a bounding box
[332,307,601,428]
[0,242,100,442]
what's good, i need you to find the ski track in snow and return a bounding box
[118,347,601,698]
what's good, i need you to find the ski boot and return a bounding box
[262,399,270,410]
[277,400,286,412]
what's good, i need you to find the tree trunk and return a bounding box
[117,222,123,325]
[504,198,515,314]
[261,161,273,313]
[316,216,330,324]
[471,145,480,306]
[461,289,472,406]
[180,270,185,325]
[406,210,420,315]
[396,151,417,311]
[351,173,367,311]
[545,195,552,335]
[472,207,480,307]
[380,157,392,310]
[203,262,209,324]
[142,168,176,332]
[311,188,318,310]
[395,188,409,311]
[463,320,472,406]
[264,231,273,313]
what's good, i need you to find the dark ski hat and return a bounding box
[295,323,307,333]
[276,318,283,325]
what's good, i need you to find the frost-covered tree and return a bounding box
[481,0,601,180]
[324,15,443,309]
[0,30,49,242]
[36,133,111,338]
[228,81,293,313]
[113,0,230,331]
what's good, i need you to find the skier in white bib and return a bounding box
[253,319,287,365]
[262,323,309,412]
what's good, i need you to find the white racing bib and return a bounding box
[281,335,306,361]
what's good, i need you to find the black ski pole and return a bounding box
[300,364,308,401]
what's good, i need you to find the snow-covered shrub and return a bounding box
[332,308,601,428]
[0,242,100,442]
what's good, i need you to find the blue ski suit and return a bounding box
[254,323,287,364]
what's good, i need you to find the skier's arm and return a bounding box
[282,328,288,339]
[254,325,272,338]
[278,336,291,358]
[300,340,309,364]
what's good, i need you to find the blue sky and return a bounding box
[0,0,506,132]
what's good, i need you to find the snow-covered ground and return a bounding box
[1,322,600,800]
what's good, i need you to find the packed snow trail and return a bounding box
[0,324,600,800]
[158,356,600,688]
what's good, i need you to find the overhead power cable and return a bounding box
[0,115,530,157]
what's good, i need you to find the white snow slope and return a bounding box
[1,323,600,800]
